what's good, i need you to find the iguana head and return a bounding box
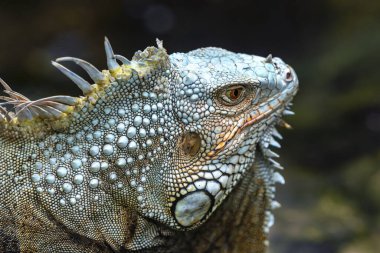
[0,39,298,233]
[166,48,298,228]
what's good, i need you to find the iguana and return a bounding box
[0,38,298,253]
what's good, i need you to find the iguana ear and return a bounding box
[0,37,170,133]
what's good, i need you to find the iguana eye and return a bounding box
[219,85,246,105]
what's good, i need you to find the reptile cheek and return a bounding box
[173,191,212,227]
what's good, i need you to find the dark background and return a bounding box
[0,1,379,252]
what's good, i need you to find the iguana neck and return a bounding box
[140,148,272,253]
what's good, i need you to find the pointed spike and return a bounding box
[271,128,283,140]
[44,106,64,118]
[104,37,120,71]
[56,57,105,83]
[0,106,10,121]
[27,107,39,118]
[272,172,285,184]
[14,102,32,115]
[0,106,7,114]
[114,54,131,65]
[35,101,69,113]
[269,158,284,170]
[51,61,93,95]
[29,106,53,118]
[43,96,78,106]
[269,158,280,166]
[156,38,164,49]
[265,54,273,63]
[273,163,284,170]
[269,137,281,148]
[283,109,295,116]
[0,77,12,91]
[4,90,30,101]
[17,107,34,121]
[0,96,17,102]
[271,200,282,209]
[265,149,280,158]
[25,99,65,113]
[279,119,292,129]
[267,212,275,228]
[19,96,77,117]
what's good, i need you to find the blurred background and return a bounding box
[0,0,379,252]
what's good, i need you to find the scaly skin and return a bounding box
[0,38,298,253]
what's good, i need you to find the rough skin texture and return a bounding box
[0,38,298,253]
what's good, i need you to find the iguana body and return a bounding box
[0,38,298,253]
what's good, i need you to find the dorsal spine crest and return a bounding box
[0,39,169,138]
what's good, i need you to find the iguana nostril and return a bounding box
[285,69,293,82]
[179,132,201,156]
